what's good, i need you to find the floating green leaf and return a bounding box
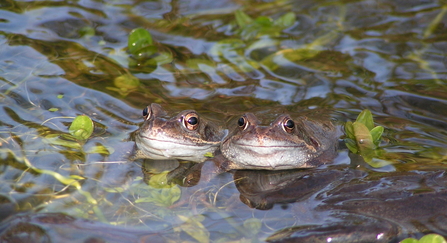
[344,109,385,165]
[344,138,358,154]
[355,109,374,131]
[69,115,94,141]
[401,234,447,243]
[128,28,153,55]
[353,122,374,150]
[401,239,419,243]
[127,28,172,70]
[370,126,384,146]
[344,121,355,138]
[420,234,447,243]
[345,109,383,152]
[352,122,375,162]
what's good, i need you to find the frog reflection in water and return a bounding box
[132,103,226,162]
[220,109,339,170]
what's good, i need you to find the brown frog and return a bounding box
[220,109,339,170]
[133,103,226,162]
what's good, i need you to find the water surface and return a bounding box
[1,0,447,242]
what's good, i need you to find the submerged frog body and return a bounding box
[133,103,226,162]
[220,109,339,170]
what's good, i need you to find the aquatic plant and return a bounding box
[345,109,385,166]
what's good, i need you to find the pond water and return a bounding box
[1,0,447,242]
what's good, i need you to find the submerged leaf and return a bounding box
[69,115,94,141]
[114,74,140,90]
[261,48,321,71]
[133,45,158,59]
[243,218,262,236]
[44,135,83,150]
[109,74,140,96]
[178,215,210,243]
[152,51,173,65]
[85,144,112,155]
[235,10,253,28]
[254,16,273,27]
[135,185,180,207]
[282,49,320,62]
[275,12,296,28]
[186,59,216,70]
[149,171,171,189]
[367,157,393,168]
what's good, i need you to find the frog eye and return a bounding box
[143,106,151,120]
[283,119,295,133]
[238,116,249,130]
[183,113,199,130]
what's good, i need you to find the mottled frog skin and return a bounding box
[133,103,226,162]
[220,109,338,170]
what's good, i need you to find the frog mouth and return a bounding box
[136,136,219,162]
[232,141,305,148]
